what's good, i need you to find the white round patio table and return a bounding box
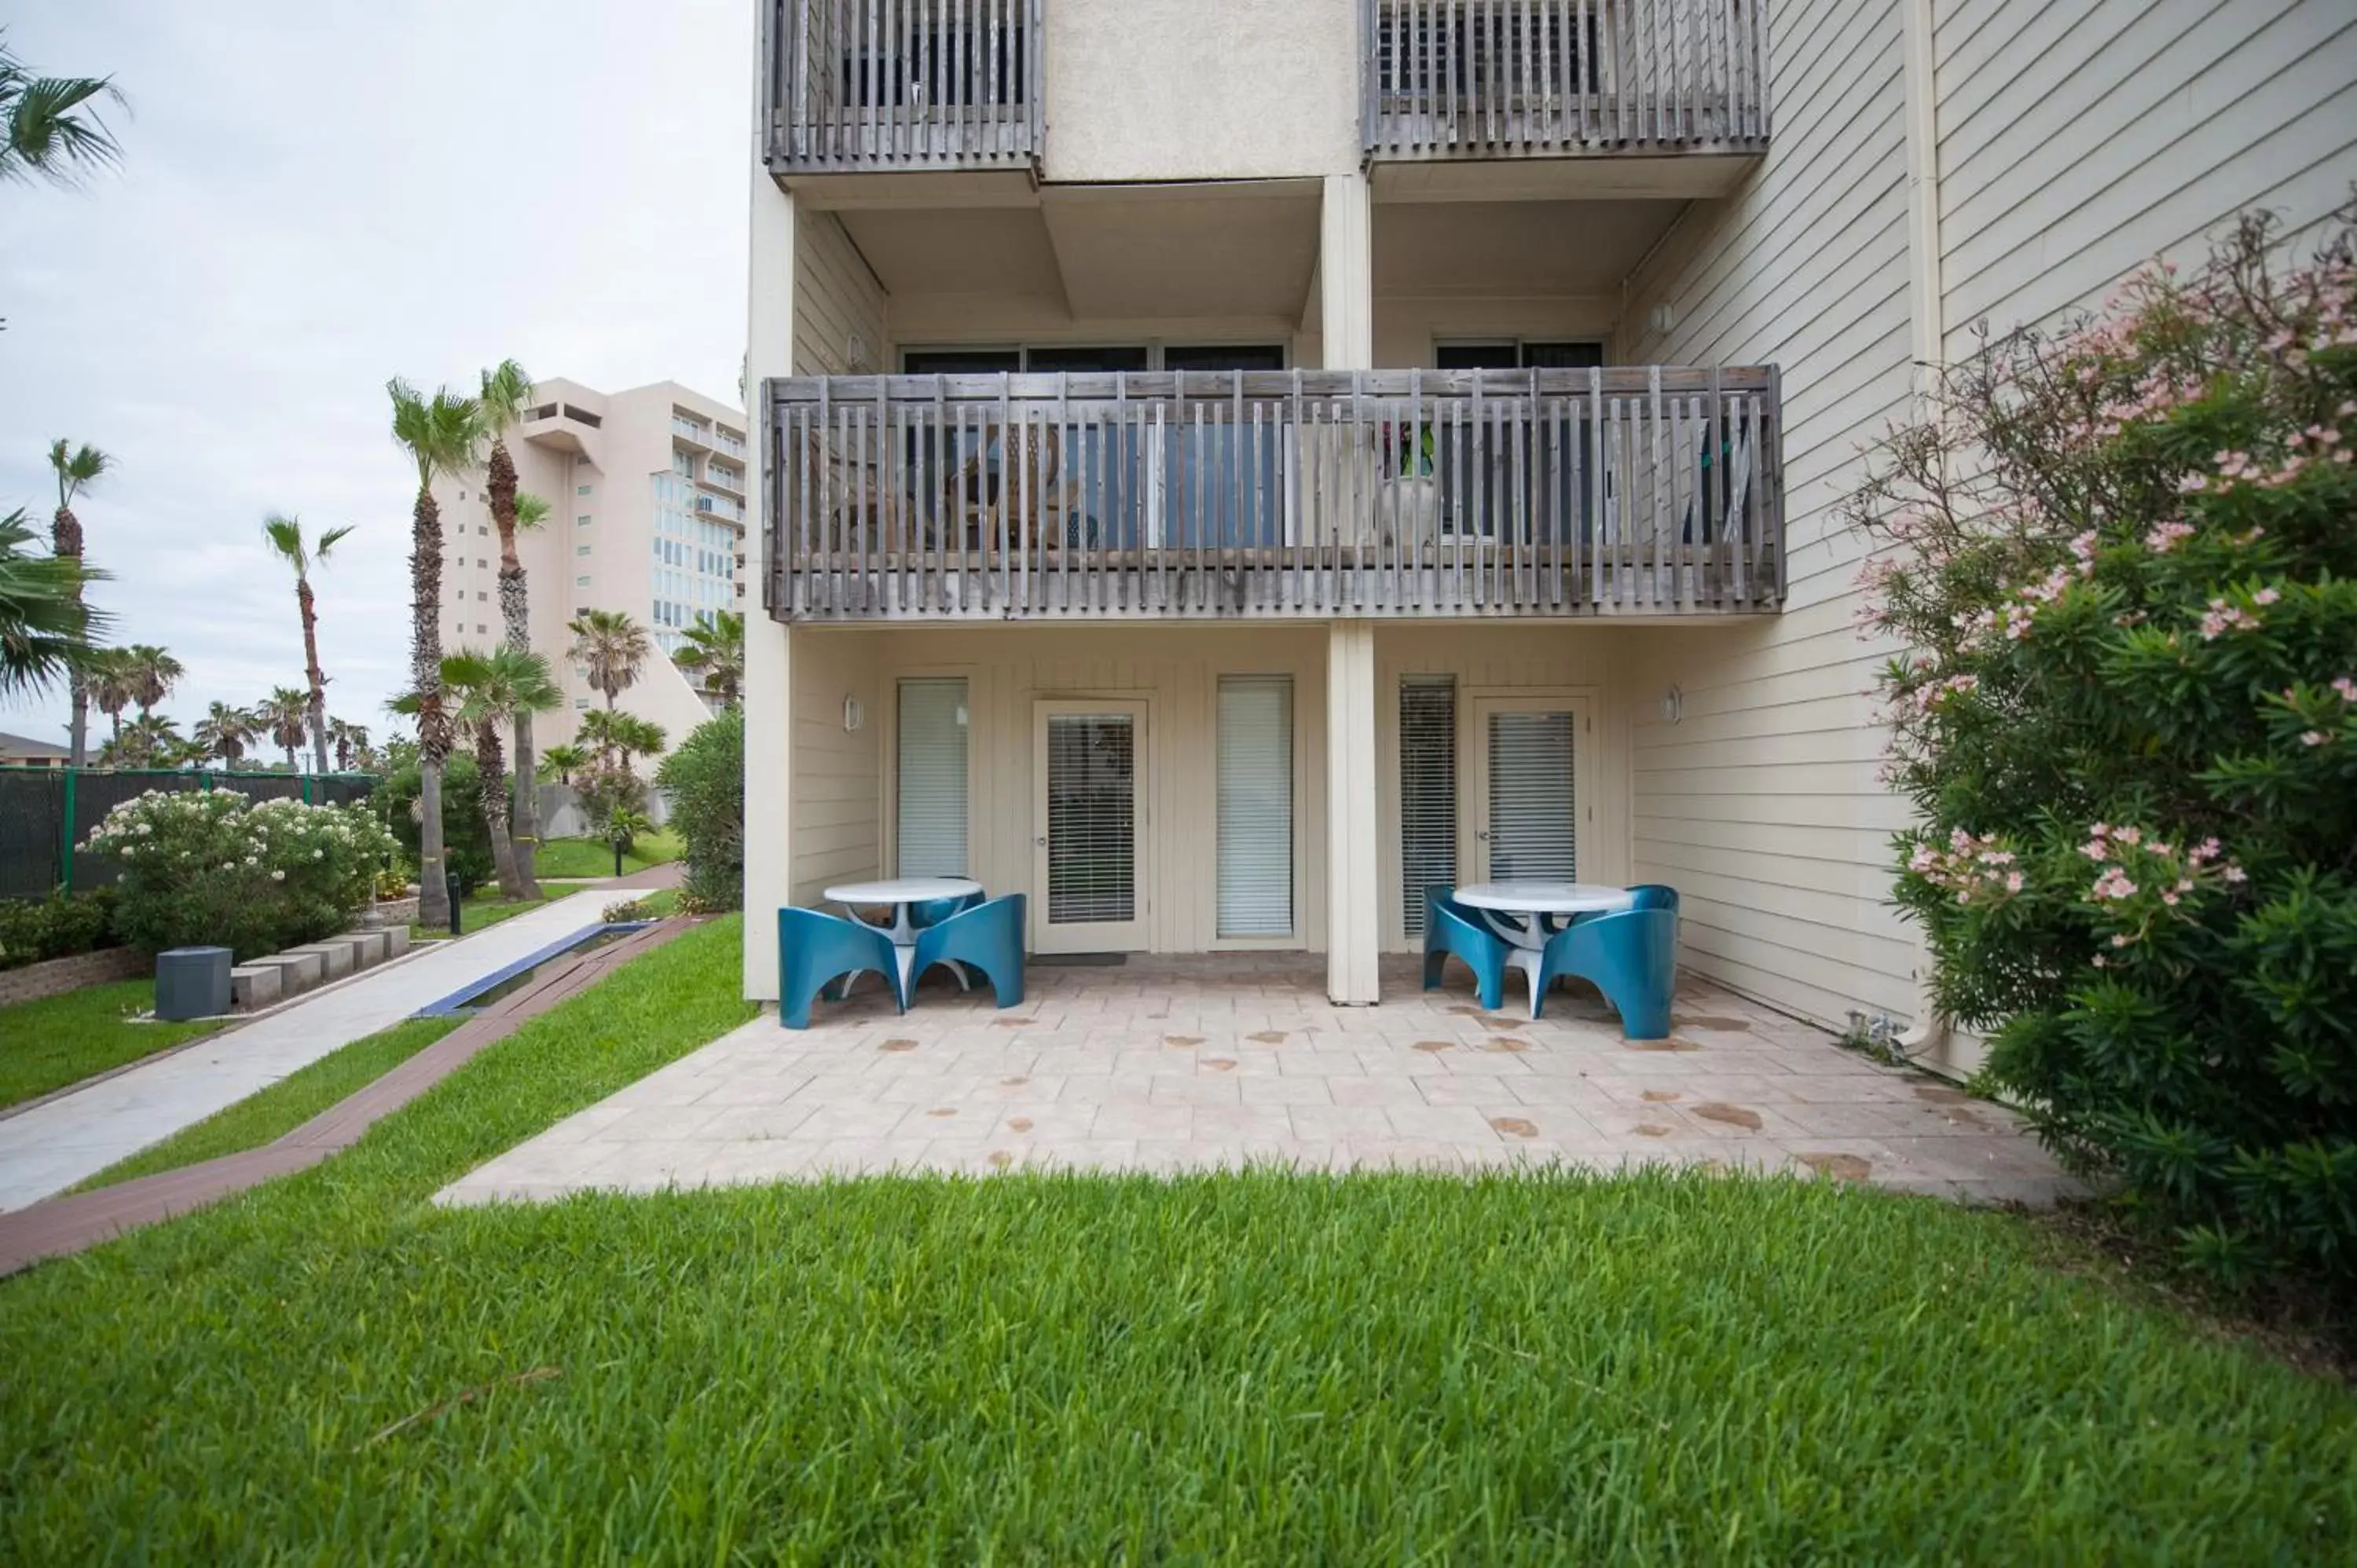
[825,877,984,991]
[1452,882,1637,1018]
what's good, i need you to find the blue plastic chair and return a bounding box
[1420,886,1508,1013]
[778,907,907,1030]
[1534,907,1679,1039]
[908,894,1028,1009]
[1627,884,1680,912]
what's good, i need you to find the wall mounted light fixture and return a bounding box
[1662,685,1684,725]
[842,695,864,732]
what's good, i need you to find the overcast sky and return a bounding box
[0,1,749,752]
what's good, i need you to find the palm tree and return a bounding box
[116,712,180,769]
[46,440,110,763]
[328,717,368,772]
[671,609,745,707]
[258,687,310,771]
[120,643,181,719]
[442,644,562,899]
[566,608,652,710]
[578,709,667,774]
[388,376,485,929]
[504,474,556,898]
[260,512,353,777]
[0,33,125,189]
[193,701,259,769]
[0,508,106,699]
[81,646,134,743]
[538,743,588,785]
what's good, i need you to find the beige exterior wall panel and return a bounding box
[1043,0,1362,184]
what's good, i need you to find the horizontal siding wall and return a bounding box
[1374,625,1639,951]
[870,625,1331,954]
[794,210,887,376]
[1936,0,2357,351]
[1615,0,1919,1031]
[1611,0,2357,1037]
[788,628,882,906]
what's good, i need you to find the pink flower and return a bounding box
[2117,826,2143,847]
[2004,871,2025,893]
[2301,731,2330,746]
[2254,587,2281,606]
[2332,676,2356,703]
[2224,866,2249,885]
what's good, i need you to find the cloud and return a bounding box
[0,0,750,749]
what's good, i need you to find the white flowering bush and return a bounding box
[1853,208,2357,1288]
[84,789,400,961]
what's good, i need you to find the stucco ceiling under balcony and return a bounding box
[1374,200,1683,299]
[838,179,1324,325]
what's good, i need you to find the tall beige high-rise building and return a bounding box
[433,378,748,759]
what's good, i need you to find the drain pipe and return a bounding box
[1896,0,1952,1065]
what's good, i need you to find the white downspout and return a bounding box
[1897,0,1950,1063]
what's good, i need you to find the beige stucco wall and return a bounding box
[1043,0,1362,184]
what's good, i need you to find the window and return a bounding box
[896,678,969,877]
[1433,341,1605,370]
[475,591,487,601]
[476,623,488,634]
[1399,676,1457,937]
[576,544,591,557]
[577,484,593,496]
[577,515,592,527]
[574,698,589,710]
[1216,676,1293,937]
[576,575,591,588]
[477,559,488,569]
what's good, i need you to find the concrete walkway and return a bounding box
[0,870,676,1212]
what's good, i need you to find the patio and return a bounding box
[439,955,2075,1207]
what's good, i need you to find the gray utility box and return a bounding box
[156,946,233,1021]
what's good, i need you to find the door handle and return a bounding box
[1476,830,1490,841]
[1035,836,1047,847]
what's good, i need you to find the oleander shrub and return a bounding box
[0,888,119,970]
[656,709,743,911]
[1855,207,2357,1288]
[83,789,400,961]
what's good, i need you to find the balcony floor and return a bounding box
[441,955,2075,1207]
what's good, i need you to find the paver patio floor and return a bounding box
[440,954,2077,1207]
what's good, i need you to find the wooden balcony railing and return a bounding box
[764,368,1782,621]
[1363,0,1769,158]
[763,0,1043,174]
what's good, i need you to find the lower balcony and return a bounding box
[764,367,1783,621]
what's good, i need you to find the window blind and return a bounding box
[1216,676,1293,937]
[1046,713,1135,924]
[1399,676,1457,936]
[1487,711,1577,881]
[896,678,968,877]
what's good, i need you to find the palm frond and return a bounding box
[0,52,128,189]
[478,358,536,436]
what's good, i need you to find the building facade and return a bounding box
[741,0,2357,1068]
[434,378,750,758]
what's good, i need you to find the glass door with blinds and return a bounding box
[895,677,970,877]
[1215,676,1294,940]
[1468,695,1594,885]
[1032,699,1149,952]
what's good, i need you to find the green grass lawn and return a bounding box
[0,978,225,1112]
[2,915,2350,1561]
[409,892,548,943]
[68,1015,464,1192]
[531,828,683,880]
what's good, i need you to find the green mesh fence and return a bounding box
[0,771,378,899]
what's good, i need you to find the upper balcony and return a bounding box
[762,0,1042,178]
[763,366,1783,622]
[1363,1,1770,163]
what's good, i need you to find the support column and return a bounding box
[1320,172,1374,371]
[1327,619,1381,1006]
[742,97,798,1002]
